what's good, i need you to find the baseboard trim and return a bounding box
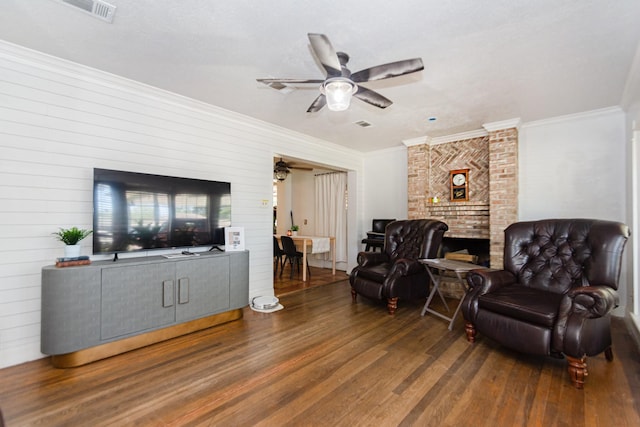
[50,309,243,368]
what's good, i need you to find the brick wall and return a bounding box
[407,144,429,219]
[406,127,518,267]
[488,127,519,269]
[408,136,490,238]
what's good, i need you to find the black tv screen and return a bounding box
[93,168,231,254]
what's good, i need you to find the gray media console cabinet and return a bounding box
[41,250,249,367]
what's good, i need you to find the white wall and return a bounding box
[623,41,640,334]
[629,115,640,334]
[0,41,364,368]
[361,146,408,234]
[519,107,630,314]
[274,178,291,236]
[290,170,315,236]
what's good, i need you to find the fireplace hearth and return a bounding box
[439,237,490,267]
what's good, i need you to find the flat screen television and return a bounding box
[93,168,231,254]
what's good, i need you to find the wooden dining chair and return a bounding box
[280,236,310,279]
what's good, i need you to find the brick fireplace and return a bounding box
[405,120,519,269]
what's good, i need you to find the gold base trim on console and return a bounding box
[50,309,244,368]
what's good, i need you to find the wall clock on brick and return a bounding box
[450,169,469,201]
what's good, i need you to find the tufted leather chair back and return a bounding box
[504,219,630,294]
[384,219,447,262]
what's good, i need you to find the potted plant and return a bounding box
[291,225,299,236]
[53,227,93,258]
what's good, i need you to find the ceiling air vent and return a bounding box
[56,0,116,23]
[354,120,373,128]
[265,82,295,94]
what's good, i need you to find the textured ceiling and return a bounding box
[1,0,639,152]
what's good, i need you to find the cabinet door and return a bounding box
[41,266,102,354]
[101,262,176,340]
[175,256,230,322]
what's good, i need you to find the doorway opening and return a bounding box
[272,155,350,294]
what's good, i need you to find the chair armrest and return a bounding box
[466,269,516,295]
[563,286,619,318]
[462,269,517,323]
[357,251,389,267]
[554,286,619,357]
[388,258,423,277]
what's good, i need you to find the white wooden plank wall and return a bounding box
[0,41,364,368]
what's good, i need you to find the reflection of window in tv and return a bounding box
[126,190,170,229]
[218,194,232,228]
[175,194,209,219]
[95,183,114,232]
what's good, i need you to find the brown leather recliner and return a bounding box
[462,219,630,388]
[350,219,448,314]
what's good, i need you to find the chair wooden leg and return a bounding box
[387,297,398,315]
[566,355,588,389]
[605,346,614,362]
[465,322,477,343]
[351,288,357,303]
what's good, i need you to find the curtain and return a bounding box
[314,172,347,263]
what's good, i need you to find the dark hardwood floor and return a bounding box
[2,277,640,426]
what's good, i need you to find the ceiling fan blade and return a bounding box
[354,86,393,109]
[350,58,424,83]
[308,33,342,77]
[257,78,324,85]
[307,94,327,113]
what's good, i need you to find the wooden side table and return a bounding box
[419,258,488,330]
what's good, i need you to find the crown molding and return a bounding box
[482,118,522,132]
[402,129,490,147]
[521,107,622,129]
[402,136,432,147]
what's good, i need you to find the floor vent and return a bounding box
[354,120,373,128]
[57,0,117,23]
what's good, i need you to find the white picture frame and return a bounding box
[224,227,245,251]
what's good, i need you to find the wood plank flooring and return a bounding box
[273,265,347,296]
[1,279,640,426]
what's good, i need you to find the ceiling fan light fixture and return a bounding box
[322,77,358,111]
[274,159,290,181]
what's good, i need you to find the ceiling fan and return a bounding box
[274,158,312,181]
[257,33,424,112]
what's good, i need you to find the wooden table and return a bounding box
[276,235,336,281]
[419,258,488,330]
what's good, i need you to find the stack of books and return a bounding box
[55,256,91,268]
